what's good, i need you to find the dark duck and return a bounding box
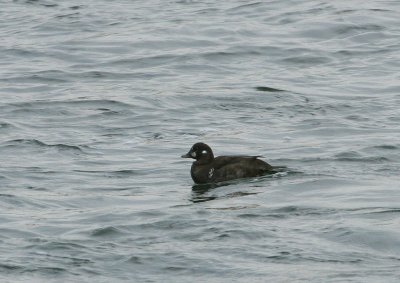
[181,143,274,184]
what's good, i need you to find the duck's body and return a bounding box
[182,143,273,184]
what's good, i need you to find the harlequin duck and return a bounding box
[181,143,274,184]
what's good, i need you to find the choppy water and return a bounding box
[1,0,400,282]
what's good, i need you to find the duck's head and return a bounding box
[181,142,214,162]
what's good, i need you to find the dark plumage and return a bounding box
[181,143,274,184]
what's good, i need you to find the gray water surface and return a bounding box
[1,1,400,282]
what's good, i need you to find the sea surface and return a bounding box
[1,0,400,282]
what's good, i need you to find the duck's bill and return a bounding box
[181,152,191,158]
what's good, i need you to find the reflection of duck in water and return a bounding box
[181,143,274,184]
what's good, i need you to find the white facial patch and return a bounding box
[208,168,214,178]
[191,151,196,158]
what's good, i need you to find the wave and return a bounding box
[3,139,85,153]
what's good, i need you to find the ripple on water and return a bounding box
[4,139,85,152]
[90,226,128,238]
[334,151,391,163]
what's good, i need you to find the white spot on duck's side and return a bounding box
[208,168,214,178]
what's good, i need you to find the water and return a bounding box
[1,0,400,282]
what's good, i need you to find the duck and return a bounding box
[181,142,274,184]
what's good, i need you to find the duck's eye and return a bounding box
[201,150,207,154]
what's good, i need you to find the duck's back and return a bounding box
[212,155,273,182]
